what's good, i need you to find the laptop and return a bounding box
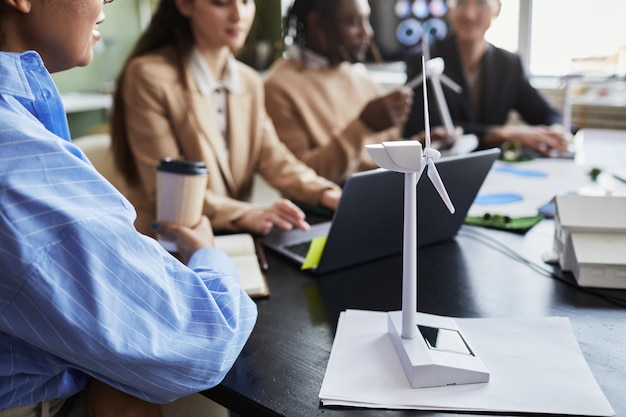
[261,148,500,273]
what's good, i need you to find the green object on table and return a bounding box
[465,213,543,233]
[588,167,602,181]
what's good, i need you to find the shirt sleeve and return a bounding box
[265,63,399,184]
[512,65,563,127]
[266,86,376,184]
[4,213,257,403]
[0,125,257,404]
[256,113,340,205]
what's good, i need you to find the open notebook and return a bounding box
[214,234,269,298]
[261,148,500,274]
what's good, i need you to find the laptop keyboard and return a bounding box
[284,240,312,258]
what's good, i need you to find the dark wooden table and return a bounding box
[204,224,626,417]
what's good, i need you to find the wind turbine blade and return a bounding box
[405,73,424,89]
[440,74,462,94]
[431,78,456,140]
[427,159,455,213]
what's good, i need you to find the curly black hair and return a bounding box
[283,0,340,50]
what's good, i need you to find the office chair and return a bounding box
[73,133,128,195]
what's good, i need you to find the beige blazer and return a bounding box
[120,47,338,234]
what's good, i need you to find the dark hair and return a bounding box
[110,0,194,186]
[283,0,343,64]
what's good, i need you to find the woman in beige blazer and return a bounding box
[110,0,340,236]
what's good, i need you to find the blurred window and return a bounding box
[487,0,626,78]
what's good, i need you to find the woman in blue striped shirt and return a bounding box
[0,0,257,415]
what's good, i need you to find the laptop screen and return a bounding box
[262,148,500,273]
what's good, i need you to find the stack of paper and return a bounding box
[554,195,626,289]
[319,310,614,416]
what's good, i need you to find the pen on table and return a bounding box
[254,239,269,271]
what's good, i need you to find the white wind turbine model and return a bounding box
[365,56,489,389]
[405,38,461,146]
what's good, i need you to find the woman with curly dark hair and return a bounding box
[264,0,417,185]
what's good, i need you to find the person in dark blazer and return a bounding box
[403,0,570,156]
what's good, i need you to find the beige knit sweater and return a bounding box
[264,58,401,184]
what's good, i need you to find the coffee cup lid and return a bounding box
[157,158,208,176]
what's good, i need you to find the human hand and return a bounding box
[234,199,310,235]
[413,126,463,145]
[86,379,163,417]
[488,125,569,156]
[154,216,215,264]
[547,124,574,154]
[320,188,341,211]
[360,87,413,132]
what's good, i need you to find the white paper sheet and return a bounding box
[468,158,591,218]
[319,310,615,416]
[468,156,626,219]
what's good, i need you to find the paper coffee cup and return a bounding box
[156,158,208,251]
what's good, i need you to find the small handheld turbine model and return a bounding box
[405,38,462,146]
[365,56,489,389]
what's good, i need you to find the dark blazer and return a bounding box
[403,34,562,146]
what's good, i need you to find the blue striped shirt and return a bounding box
[0,51,257,408]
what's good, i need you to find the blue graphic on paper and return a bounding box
[494,166,548,178]
[474,193,524,205]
